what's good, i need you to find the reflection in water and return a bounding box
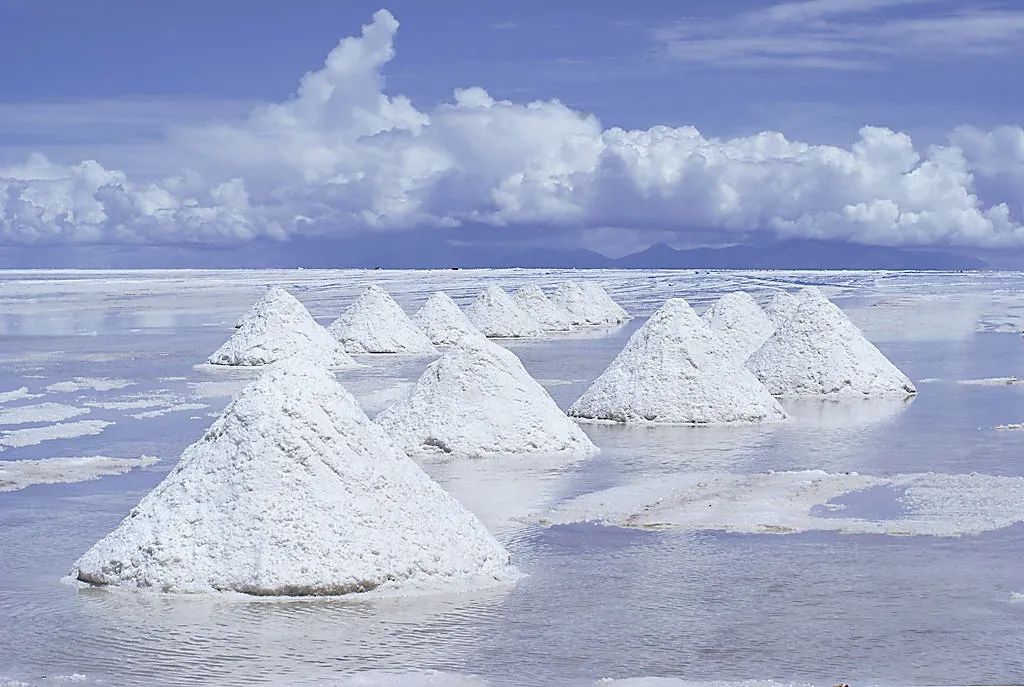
[780,395,915,429]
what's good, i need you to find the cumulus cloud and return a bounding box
[1,8,1023,249]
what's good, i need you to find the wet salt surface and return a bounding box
[2,269,1024,686]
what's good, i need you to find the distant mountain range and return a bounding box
[0,237,988,270]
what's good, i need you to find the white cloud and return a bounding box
[1,8,1023,250]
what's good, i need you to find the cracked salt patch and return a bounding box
[129,403,208,420]
[0,403,90,426]
[0,387,39,404]
[0,420,113,450]
[44,378,133,394]
[0,455,157,492]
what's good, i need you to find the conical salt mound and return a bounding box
[747,288,917,397]
[465,285,543,338]
[376,337,598,459]
[580,282,630,323]
[411,292,483,346]
[72,358,516,595]
[550,281,620,326]
[569,298,788,425]
[209,287,358,368]
[513,285,573,331]
[702,292,775,364]
[328,285,436,354]
[764,291,802,325]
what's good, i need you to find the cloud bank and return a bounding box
[1,9,1023,251]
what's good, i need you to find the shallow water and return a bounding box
[1,269,1023,686]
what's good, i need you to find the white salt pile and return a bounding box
[763,290,803,325]
[580,281,630,323]
[550,281,624,326]
[328,285,436,354]
[376,337,598,459]
[747,287,917,397]
[72,358,515,595]
[411,292,483,346]
[569,298,787,425]
[0,455,158,493]
[209,287,357,368]
[464,285,543,338]
[512,285,574,331]
[701,291,775,364]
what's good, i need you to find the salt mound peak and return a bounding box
[411,292,483,346]
[764,290,803,325]
[209,287,357,368]
[580,282,630,323]
[376,336,598,459]
[702,291,776,364]
[464,285,543,338]
[747,287,917,397]
[550,281,623,326]
[72,357,515,595]
[328,285,436,354]
[512,285,574,331]
[569,298,788,425]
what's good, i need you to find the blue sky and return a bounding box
[1,0,1023,261]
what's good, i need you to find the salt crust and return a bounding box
[0,455,157,492]
[72,358,516,596]
[328,285,435,354]
[0,420,113,450]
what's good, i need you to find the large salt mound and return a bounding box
[512,285,573,331]
[328,285,436,354]
[464,285,543,338]
[550,281,622,326]
[569,298,788,425]
[376,337,598,459]
[208,288,357,368]
[411,292,483,346]
[580,282,630,323]
[72,358,515,595]
[763,290,803,325]
[747,287,917,397]
[702,291,775,364]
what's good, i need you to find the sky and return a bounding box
[1,0,1023,262]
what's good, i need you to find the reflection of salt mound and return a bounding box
[569,299,787,425]
[748,288,917,397]
[208,288,357,368]
[513,285,573,331]
[376,337,598,459]
[702,292,775,364]
[550,281,625,326]
[465,286,543,338]
[328,286,435,354]
[73,359,515,595]
[411,292,482,346]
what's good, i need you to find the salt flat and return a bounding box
[1,269,1023,686]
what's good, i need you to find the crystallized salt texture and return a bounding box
[512,285,574,331]
[208,287,357,368]
[763,290,803,325]
[569,298,787,425]
[328,285,436,354]
[411,292,483,346]
[72,358,515,595]
[701,291,775,364]
[580,282,630,323]
[376,337,598,459]
[550,281,621,326]
[464,285,543,338]
[747,287,917,397]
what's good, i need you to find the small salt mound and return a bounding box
[701,292,775,364]
[328,285,436,354]
[411,292,483,346]
[747,287,917,397]
[550,281,621,326]
[376,337,598,459]
[209,287,356,368]
[580,282,630,323]
[464,285,543,338]
[72,358,515,596]
[569,298,787,425]
[512,285,574,331]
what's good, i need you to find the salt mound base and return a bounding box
[550,281,624,326]
[376,337,598,459]
[209,288,357,368]
[328,285,436,354]
[702,291,775,364]
[747,287,917,397]
[72,358,515,595]
[411,292,482,346]
[465,285,543,338]
[512,285,573,331]
[569,298,787,425]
